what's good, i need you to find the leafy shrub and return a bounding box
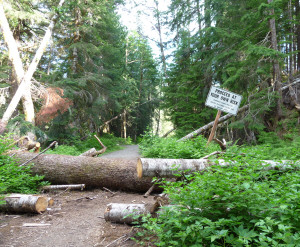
[139,132,220,159]
[45,133,129,155]
[0,135,48,200]
[137,133,300,246]
[140,158,300,246]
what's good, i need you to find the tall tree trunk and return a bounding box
[288,0,293,75]
[154,0,167,77]
[0,0,65,134]
[0,3,35,123]
[196,0,202,33]
[296,0,300,71]
[268,0,283,120]
[72,3,81,74]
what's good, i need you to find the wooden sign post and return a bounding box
[206,110,221,145]
[205,86,242,146]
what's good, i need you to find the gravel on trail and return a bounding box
[100,145,141,159]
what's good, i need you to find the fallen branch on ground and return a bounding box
[42,184,85,191]
[80,135,107,157]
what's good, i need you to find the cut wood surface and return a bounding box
[137,158,300,178]
[104,203,151,224]
[15,153,155,192]
[0,194,48,214]
[42,184,85,191]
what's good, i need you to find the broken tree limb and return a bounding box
[162,128,176,138]
[104,203,152,224]
[80,135,107,157]
[202,151,225,159]
[19,141,57,167]
[178,79,300,142]
[42,184,85,191]
[0,194,48,214]
[137,158,300,178]
[14,153,156,192]
[144,178,162,198]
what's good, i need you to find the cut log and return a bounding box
[42,184,85,191]
[0,194,48,213]
[14,153,156,192]
[104,203,152,224]
[137,158,300,178]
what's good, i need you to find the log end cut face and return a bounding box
[35,197,48,213]
[137,159,143,178]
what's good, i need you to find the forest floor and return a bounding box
[0,145,154,247]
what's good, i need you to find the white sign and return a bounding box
[205,86,242,115]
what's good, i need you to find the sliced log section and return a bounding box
[0,194,48,213]
[137,158,300,178]
[15,153,154,192]
[104,203,151,224]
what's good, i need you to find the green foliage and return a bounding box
[0,135,48,200]
[45,133,129,155]
[140,132,220,159]
[137,134,300,246]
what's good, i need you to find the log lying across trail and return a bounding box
[15,153,155,192]
[137,158,300,178]
[0,194,48,213]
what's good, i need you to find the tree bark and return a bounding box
[0,194,48,213]
[137,158,300,178]
[268,0,283,120]
[296,0,300,71]
[0,3,34,123]
[0,0,65,134]
[104,203,152,224]
[14,153,155,192]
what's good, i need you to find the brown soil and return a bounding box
[0,189,155,247]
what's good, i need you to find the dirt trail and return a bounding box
[100,145,141,159]
[0,145,153,247]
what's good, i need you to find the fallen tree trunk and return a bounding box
[14,153,155,192]
[137,158,300,178]
[0,194,48,213]
[178,79,300,142]
[104,203,152,224]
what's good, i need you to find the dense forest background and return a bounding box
[0,0,299,144]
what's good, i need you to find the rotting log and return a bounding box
[14,153,155,192]
[137,158,300,178]
[0,194,48,213]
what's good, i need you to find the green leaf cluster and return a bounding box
[0,135,48,201]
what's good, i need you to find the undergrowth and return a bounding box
[45,133,130,155]
[0,135,48,203]
[137,132,300,246]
